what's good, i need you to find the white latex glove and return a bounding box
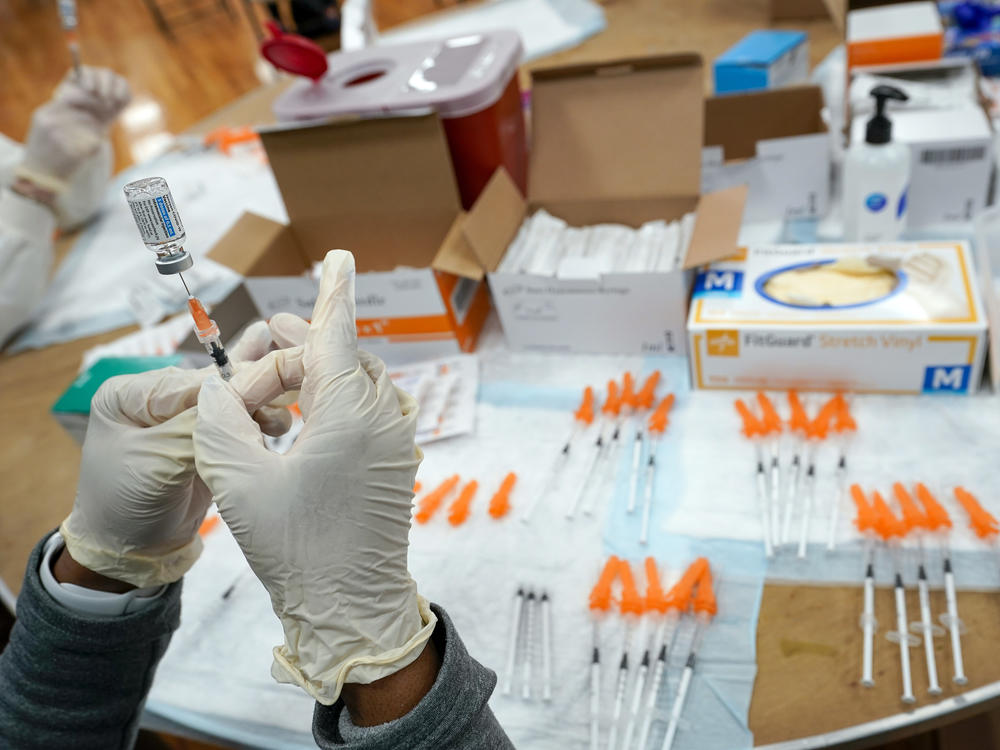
[60,315,306,588]
[17,67,131,192]
[194,250,435,705]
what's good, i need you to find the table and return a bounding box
[5,2,998,747]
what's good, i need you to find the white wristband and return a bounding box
[39,533,166,616]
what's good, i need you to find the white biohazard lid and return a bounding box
[273,30,522,122]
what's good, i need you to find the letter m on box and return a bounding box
[694,270,743,298]
[922,365,971,393]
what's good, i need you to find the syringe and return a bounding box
[661,561,717,750]
[187,295,234,381]
[57,0,81,76]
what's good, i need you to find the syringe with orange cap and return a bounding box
[621,557,666,750]
[757,392,784,540]
[57,0,82,76]
[636,557,708,750]
[914,483,967,686]
[781,390,812,546]
[661,560,717,750]
[826,394,858,552]
[639,394,675,545]
[521,385,595,523]
[187,296,235,380]
[608,559,645,750]
[569,379,622,519]
[735,398,775,557]
[873,489,919,704]
[894,483,944,696]
[797,397,835,559]
[587,556,619,750]
[627,371,662,515]
[851,485,878,688]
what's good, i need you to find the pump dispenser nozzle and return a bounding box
[866,85,909,145]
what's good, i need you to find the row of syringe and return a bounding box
[587,556,716,750]
[736,391,856,559]
[522,375,676,546]
[852,483,997,702]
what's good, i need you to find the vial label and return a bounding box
[128,193,185,246]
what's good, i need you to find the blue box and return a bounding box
[713,30,809,95]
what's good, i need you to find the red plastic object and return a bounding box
[439,74,527,209]
[260,21,328,82]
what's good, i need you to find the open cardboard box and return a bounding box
[191,114,495,364]
[470,54,747,355]
[703,85,830,223]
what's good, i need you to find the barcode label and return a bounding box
[920,146,987,165]
[450,277,477,324]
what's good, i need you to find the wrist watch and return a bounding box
[39,533,166,616]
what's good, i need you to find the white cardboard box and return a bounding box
[687,241,987,394]
[481,54,746,356]
[849,107,993,229]
[702,86,830,222]
[849,59,994,230]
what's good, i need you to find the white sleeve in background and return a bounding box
[0,133,24,189]
[0,188,56,345]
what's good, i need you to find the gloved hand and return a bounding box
[60,314,306,589]
[16,67,131,193]
[194,250,435,705]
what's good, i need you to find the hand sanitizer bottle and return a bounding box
[843,85,910,242]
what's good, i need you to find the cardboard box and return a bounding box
[198,114,495,365]
[52,355,184,442]
[687,241,987,394]
[849,59,994,229]
[713,31,809,95]
[702,86,830,223]
[847,1,943,69]
[474,54,746,356]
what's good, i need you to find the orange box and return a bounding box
[846,2,943,69]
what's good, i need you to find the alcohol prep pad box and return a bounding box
[687,242,986,394]
[713,30,808,94]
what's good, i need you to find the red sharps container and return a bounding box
[272,31,527,209]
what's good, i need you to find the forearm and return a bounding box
[0,186,55,345]
[0,532,182,750]
[313,604,512,749]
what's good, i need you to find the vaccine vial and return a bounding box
[123,176,192,274]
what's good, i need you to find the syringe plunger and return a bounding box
[123,177,192,275]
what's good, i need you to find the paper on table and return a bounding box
[11,148,286,352]
[390,354,479,444]
[79,314,192,372]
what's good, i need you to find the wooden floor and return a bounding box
[0,0,440,171]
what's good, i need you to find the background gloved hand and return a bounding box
[16,67,130,193]
[194,250,435,705]
[60,314,306,589]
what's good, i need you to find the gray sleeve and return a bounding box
[0,532,182,750]
[313,604,513,749]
